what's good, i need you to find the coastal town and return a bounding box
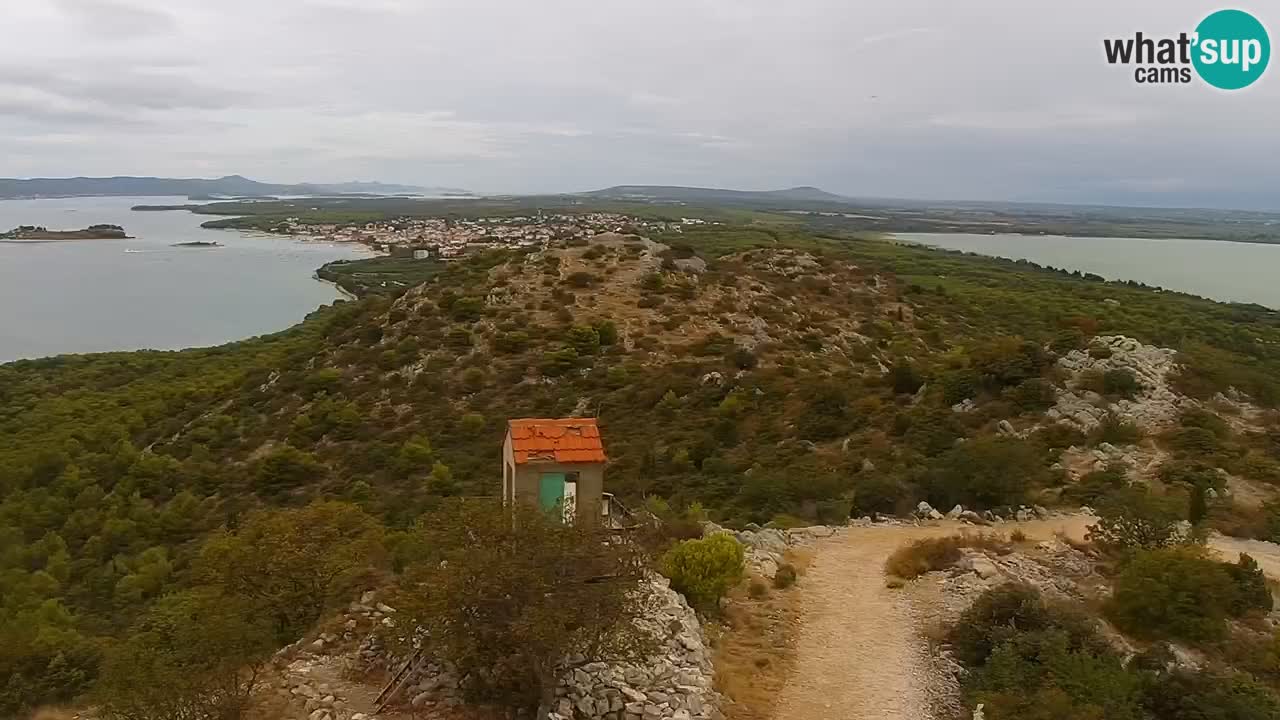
[272,212,709,257]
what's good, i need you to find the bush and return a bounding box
[884,533,1010,580]
[390,500,652,712]
[1226,553,1274,615]
[773,564,797,589]
[252,445,327,497]
[592,320,619,346]
[1169,426,1224,456]
[923,437,1049,509]
[660,534,745,612]
[888,361,925,395]
[493,331,530,354]
[459,412,485,434]
[1004,377,1056,411]
[94,591,275,720]
[851,473,912,516]
[1092,413,1142,445]
[1087,486,1187,552]
[969,337,1050,389]
[1107,546,1242,644]
[567,325,601,355]
[1144,668,1280,720]
[1102,368,1141,398]
[565,271,597,288]
[1061,464,1128,505]
[540,348,579,376]
[947,584,1104,667]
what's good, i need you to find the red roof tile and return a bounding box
[508,418,607,465]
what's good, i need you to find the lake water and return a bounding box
[0,196,373,363]
[895,232,1280,310]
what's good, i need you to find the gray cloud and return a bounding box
[51,0,177,36]
[4,0,1279,208]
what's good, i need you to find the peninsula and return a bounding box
[0,224,130,241]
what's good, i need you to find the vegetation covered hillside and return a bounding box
[4,222,1280,715]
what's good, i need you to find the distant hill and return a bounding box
[580,184,854,206]
[0,175,453,199]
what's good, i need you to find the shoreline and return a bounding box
[889,232,1280,311]
[0,236,129,244]
[313,272,359,301]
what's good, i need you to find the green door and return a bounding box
[538,473,566,511]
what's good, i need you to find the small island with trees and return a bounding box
[0,223,130,241]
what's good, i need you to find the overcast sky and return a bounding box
[3,0,1278,208]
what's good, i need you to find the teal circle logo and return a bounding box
[1193,9,1270,89]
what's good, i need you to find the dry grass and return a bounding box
[711,550,810,720]
[883,532,1013,580]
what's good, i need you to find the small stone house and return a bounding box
[502,418,607,525]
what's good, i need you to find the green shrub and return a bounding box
[660,534,745,613]
[1061,464,1128,505]
[1169,426,1224,456]
[1004,378,1056,411]
[252,446,327,497]
[1144,668,1280,720]
[1226,553,1274,615]
[947,584,1105,667]
[851,474,912,516]
[459,413,485,434]
[1107,546,1241,644]
[1087,486,1186,552]
[923,436,1049,509]
[1102,368,1141,398]
[567,325,601,355]
[591,320,619,346]
[969,337,1050,389]
[1092,413,1142,445]
[540,348,579,376]
[493,331,530,354]
[888,361,925,395]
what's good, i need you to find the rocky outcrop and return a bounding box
[1049,335,1192,432]
[551,576,722,720]
[938,538,1097,622]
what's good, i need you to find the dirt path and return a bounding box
[772,517,1093,720]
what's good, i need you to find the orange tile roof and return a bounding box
[508,418,607,465]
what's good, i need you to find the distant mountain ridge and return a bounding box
[580,184,854,205]
[0,175,461,199]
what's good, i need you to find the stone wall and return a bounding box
[550,576,722,720]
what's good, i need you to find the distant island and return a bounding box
[172,240,221,247]
[0,224,130,241]
[0,174,469,199]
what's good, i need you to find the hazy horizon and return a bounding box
[5,1,1279,210]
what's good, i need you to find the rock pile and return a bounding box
[716,523,836,579]
[910,502,1052,526]
[276,657,368,720]
[1049,335,1192,432]
[550,576,722,720]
